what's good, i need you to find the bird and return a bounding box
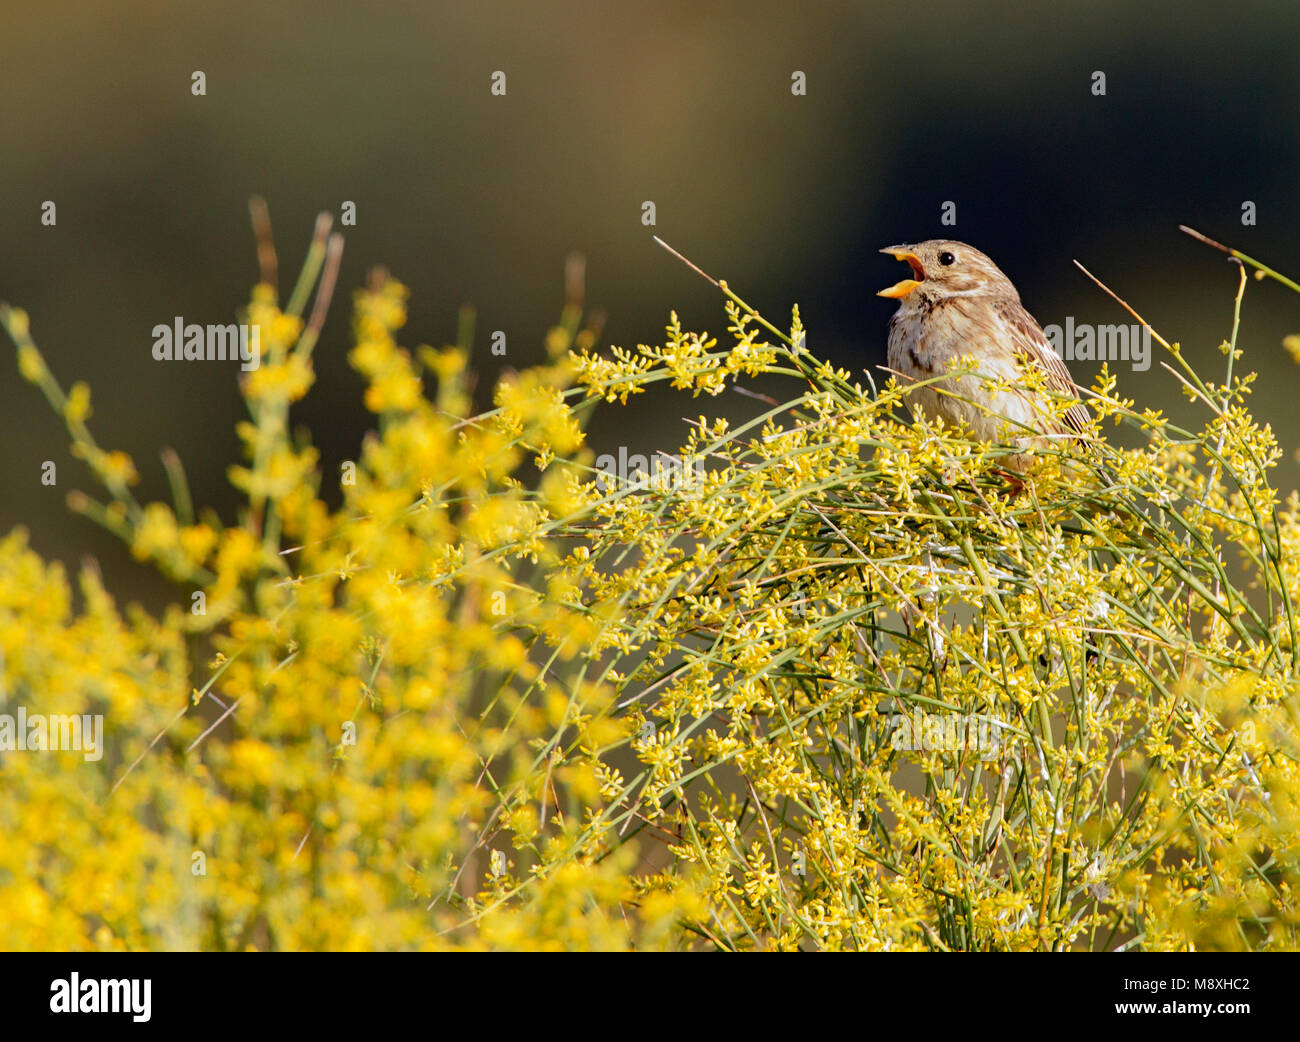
[879,239,1089,470]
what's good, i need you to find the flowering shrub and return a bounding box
[1,214,1297,950]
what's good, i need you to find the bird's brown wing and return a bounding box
[994,298,1090,435]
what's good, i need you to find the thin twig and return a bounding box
[248,196,278,291]
[1180,225,1300,295]
[1072,260,1173,351]
[297,232,345,357]
[108,704,190,797]
[186,697,243,753]
[653,235,721,288]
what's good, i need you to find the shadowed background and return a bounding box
[2,0,1297,603]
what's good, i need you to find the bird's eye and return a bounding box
[939,251,955,266]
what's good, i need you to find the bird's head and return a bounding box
[878,240,1018,302]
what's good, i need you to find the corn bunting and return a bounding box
[879,239,1088,470]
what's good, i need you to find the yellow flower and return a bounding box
[65,382,91,423]
[99,449,140,488]
[131,502,180,562]
[16,344,44,383]
[244,354,315,402]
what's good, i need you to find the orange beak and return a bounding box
[878,247,926,298]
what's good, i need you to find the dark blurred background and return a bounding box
[2,0,1298,604]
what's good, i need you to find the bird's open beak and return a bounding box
[878,247,926,298]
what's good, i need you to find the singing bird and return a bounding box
[879,239,1089,469]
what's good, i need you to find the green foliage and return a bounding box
[1,218,1297,950]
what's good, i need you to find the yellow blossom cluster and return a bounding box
[2,227,1299,951]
